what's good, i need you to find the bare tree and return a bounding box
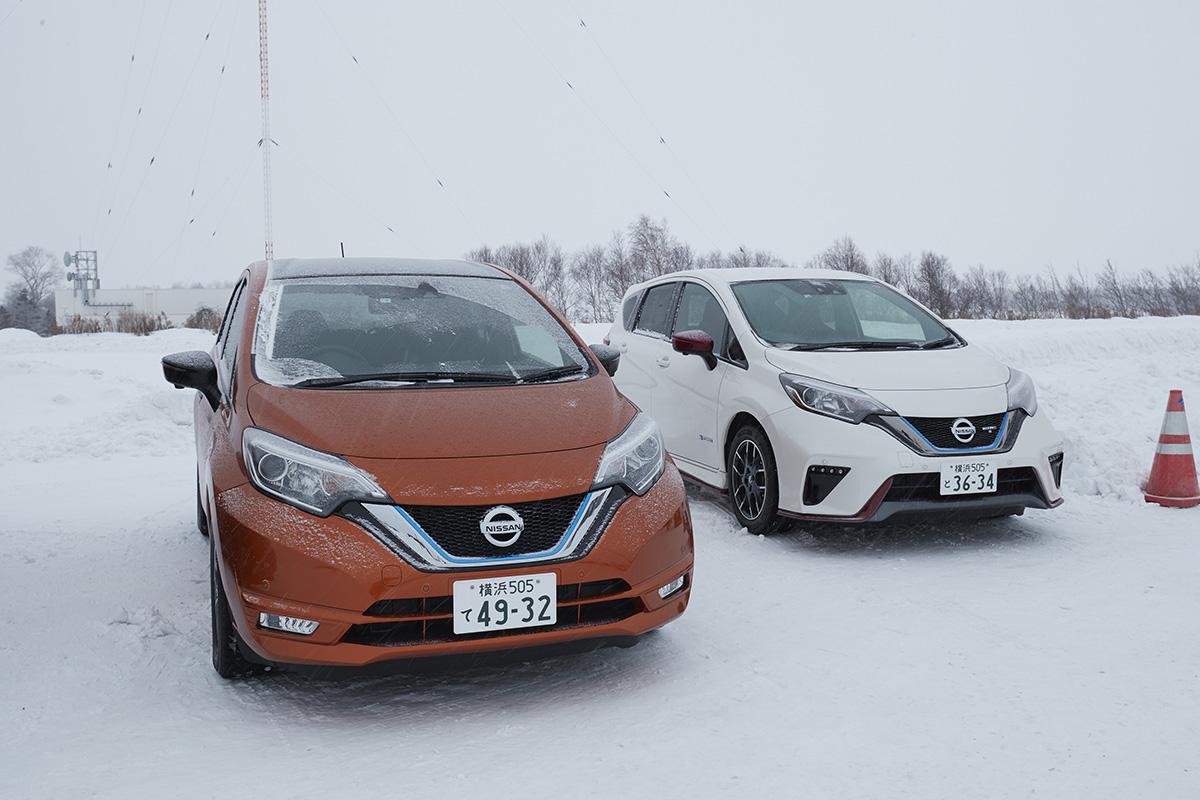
[6,246,60,307]
[871,252,912,290]
[1166,259,1200,315]
[813,236,870,274]
[1096,260,1134,318]
[912,251,958,316]
[570,245,608,323]
[534,237,574,318]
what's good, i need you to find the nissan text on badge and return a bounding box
[605,268,1066,534]
[162,258,693,678]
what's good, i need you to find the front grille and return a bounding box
[902,413,1006,450]
[347,579,640,647]
[401,494,587,558]
[884,467,1042,503]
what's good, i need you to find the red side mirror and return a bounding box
[671,330,717,370]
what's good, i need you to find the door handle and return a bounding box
[656,356,670,368]
[619,343,628,353]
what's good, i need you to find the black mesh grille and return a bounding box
[885,467,1042,503]
[402,494,587,558]
[902,413,1007,450]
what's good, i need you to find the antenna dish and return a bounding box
[63,251,73,267]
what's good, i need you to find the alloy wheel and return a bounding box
[732,439,768,520]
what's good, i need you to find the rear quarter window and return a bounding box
[633,283,680,337]
[621,291,641,331]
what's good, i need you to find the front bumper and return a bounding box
[765,404,1066,521]
[211,468,693,667]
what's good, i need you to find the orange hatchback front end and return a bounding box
[162,258,693,677]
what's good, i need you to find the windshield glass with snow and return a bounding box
[252,275,592,387]
[730,279,956,350]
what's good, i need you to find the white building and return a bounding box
[54,287,234,327]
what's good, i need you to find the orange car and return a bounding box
[162,258,693,678]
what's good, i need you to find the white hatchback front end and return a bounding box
[762,346,1065,521]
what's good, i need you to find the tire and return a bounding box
[210,535,265,679]
[196,476,210,537]
[726,424,788,535]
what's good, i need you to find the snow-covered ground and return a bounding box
[2,318,1199,799]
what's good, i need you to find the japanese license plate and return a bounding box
[452,572,557,635]
[939,461,997,495]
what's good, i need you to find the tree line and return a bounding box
[3,223,1198,335]
[468,216,1200,322]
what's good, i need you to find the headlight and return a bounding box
[592,413,665,495]
[242,428,389,516]
[778,374,894,424]
[1005,368,1038,416]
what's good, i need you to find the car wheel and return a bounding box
[210,535,265,679]
[727,424,788,535]
[196,476,209,537]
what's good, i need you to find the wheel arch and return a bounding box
[724,411,767,465]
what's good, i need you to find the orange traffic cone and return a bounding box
[1144,389,1200,508]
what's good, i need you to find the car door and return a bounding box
[653,281,735,471]
[617,281,681,413]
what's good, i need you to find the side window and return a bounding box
[621,291,641,331]
[672,283,728,353]
[213,283,242,355]
[633,283,680,338]
[218,281,249,396]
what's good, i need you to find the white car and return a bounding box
[604,268,1065,534]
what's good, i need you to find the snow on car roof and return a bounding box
[633,266,878,289]
[260,257,508,281]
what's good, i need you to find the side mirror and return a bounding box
[589,344,620,377]
[672,329,717,370]
[162,350,221,411]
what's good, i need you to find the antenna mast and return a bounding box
[258,0,274,264]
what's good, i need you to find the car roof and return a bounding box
[259,257,507,281]
[629,267,878,292]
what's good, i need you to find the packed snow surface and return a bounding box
[2,317,1199,798]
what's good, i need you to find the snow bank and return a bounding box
[570,316,1200,503]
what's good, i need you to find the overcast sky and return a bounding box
[2,0,1198,290]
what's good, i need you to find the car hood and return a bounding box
[246,374,636,460]
[762,344,1008,391]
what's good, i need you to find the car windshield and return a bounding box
[730,278,956,350]
[252,275,592,388]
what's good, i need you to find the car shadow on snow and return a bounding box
[686,484,1047,556]
[226,629,677,722]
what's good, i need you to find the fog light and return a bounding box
[258,612,319,636]
[657,575,686,599]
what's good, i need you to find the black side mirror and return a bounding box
[162,351,221,411]
[589,344,620,377]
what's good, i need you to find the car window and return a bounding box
[621,292,641,331]
[633,283,679,338]
[731,279,950,348]
[251,275,593,387]
[218,281,249,395]
[672,283,728,353]
[213,282,242,355]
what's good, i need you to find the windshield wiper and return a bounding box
[516,365,586,384]
[919,335,959,349]
[293,371,518,388]
[788,341,922,351]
